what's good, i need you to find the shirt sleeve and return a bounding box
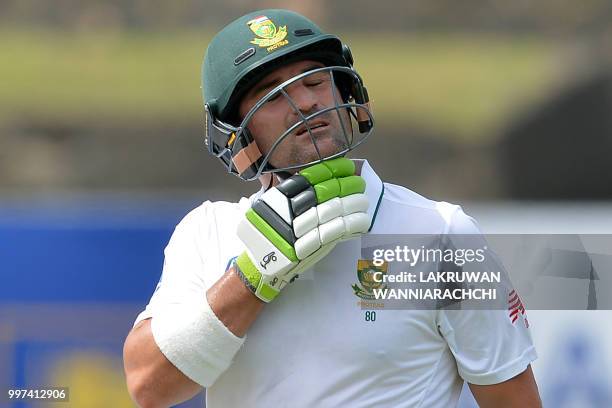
[436,204,538,385]
[134,203,210,326]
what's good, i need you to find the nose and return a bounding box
[285,81,318,116]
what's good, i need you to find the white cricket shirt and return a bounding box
[135,159,537,407]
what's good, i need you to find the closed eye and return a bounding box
[305,80,324,87]
[266,91,281,102]
[306,74,329,86]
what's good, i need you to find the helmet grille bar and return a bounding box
[279,87,325,165]
[330,68,353,150]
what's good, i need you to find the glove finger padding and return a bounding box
[236,158,370,302]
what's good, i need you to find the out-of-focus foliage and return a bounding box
[1,29,557,140]
[348,33,557,140]
[2,0,612,36]
[1,29,209,124]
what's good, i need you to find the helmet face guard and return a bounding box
[205,65,374,181]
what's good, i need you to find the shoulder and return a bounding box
[161,196,252,286]
[373,182,480,234]
[169,196,251,245]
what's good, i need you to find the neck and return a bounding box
[353,159,363,176]
[258,173,279,190]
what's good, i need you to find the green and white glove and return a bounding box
[235,157,370,302]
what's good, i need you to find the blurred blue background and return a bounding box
[0,196,206,407]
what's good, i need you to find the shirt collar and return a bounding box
[353,159,384,231]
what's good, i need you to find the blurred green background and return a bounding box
[4,0,612,200]
[0,29,555,138]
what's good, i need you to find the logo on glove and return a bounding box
[261,251,278,270]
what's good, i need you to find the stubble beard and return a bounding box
[270,112,352,172]
[271,128,349,172]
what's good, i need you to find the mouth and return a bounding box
[295,120,329,137]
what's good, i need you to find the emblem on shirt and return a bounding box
[352,260,388,300]
[247,15,289,52]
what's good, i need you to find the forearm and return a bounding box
[206,266,266,337]
[124,267,263,407]
[124,319,202,408]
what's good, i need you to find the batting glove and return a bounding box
[234,157,370,302]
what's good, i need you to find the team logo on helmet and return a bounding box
[247,15,289,52]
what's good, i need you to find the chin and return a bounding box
[269,138,347,169]
[314,139,347,159]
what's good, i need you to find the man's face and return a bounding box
[238,60,352,171]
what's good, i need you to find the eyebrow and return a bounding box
[250,64,324,98]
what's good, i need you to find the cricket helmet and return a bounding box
[202,9,374,181]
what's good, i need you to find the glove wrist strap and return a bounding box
[235,252,280,303]
[233,257,257,294]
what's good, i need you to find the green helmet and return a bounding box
[202,9,373,181]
